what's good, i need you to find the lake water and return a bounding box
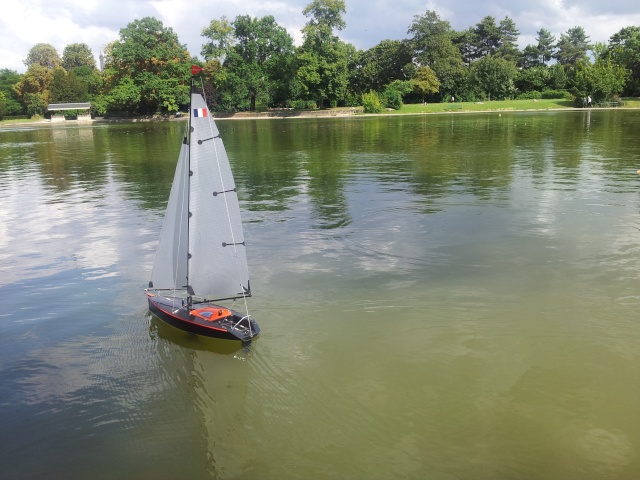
[1,110,639,479]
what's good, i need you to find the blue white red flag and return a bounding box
[193,108,208,117]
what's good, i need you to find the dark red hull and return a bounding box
[147,293,259,343]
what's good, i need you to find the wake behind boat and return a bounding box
[146,66,259,343]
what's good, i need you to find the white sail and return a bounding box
[187,93,250,299]
[149,135,189,290]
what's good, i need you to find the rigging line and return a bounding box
[200,78,251,317]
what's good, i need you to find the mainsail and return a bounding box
[149,92,250,301]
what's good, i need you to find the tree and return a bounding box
[407,10,464,101]
[383,79,413,109]
[24,43,61,69]
[302,0,346,30]
[473,16,502,58]
[471,55,517,100]
[496,17,520,62]
[536,28,556,64]
[548,63,568,90]
[554,26,591,67]
[408,10,461,68]
[12,64,53,107]
[24,92,48,117]
[49,67,89,103]
[515,66,550,93]
[296,0,349,108]
[454,29,478,67]
[201,16,235,61]
[227,15,295,111]
[357,39,413,94]
[608,26,640,96]
[105,17,191,113]
[519,44,542,68]
[106,76,141,113]
[62,43,96,71]
[361,90,384,113]
[570,44,627,103]
[0,69,24,115]
[519,29,556,68]
[411,65,440,102]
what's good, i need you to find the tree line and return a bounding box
[1,0,639,118]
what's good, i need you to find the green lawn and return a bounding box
[4,98,639,125]
[396,98,575,114]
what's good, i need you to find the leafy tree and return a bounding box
[106,76,141,113]
[0,69,24,115]
[571,43,627,102]
[519,44,542,68]
[12,64,53,107]
[227,15,295,111]
[554,26,591,67]
[24,43,61,69]
[0,92,6,117]
[201,16,235,61]
[24,92,48,117]
[49,67,90,103]
[471,55,517,100]
[199,59,226,109]
[408,11,461,68]
[548,63,568,90]
[296,0,349,108]
[411,65,440,102]
[62,43,96,71]
[105,17,191,113]
[303,0,346,30]
[608,26,640,96]
[357,39,413,94]
[72,65,103,96]
[408,10,464,101]
[454,29,478,67]
[515,65,549,93]
[361,90,384,113]
[382,79,413,109]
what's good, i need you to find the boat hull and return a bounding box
[147,293,259,343]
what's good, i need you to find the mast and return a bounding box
[185,68,200,301]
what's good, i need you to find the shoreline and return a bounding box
[1,105,634,128]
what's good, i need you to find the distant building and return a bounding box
[47,103,92,122]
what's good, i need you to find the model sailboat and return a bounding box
[146,67,260,343]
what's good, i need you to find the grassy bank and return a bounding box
[3,97,639,127]
[396,98,575,114]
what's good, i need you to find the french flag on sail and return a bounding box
[193,107,208,117]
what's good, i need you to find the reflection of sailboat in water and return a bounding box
[146,66,259,343]
[149,315,245,355]
[151,317,258,478]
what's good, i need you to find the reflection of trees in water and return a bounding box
[5,112,636,231]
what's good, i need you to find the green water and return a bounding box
[1,111,639,479]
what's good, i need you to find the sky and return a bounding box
[3,0,640,73]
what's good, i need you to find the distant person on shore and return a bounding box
[587,95,592,107]
[450,96,455,103]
